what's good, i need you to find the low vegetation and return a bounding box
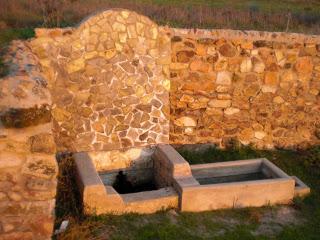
[55,145,320,240]
[1,0,320,33]
[0,28,34,77]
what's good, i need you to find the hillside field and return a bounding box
[0,0,320,33]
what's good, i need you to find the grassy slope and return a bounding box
[1,0,320,33]
[0,28,34,49]
[140,0,320,13]
[102,0,320,32]
[57,146,320,240]
[0,28,34,77]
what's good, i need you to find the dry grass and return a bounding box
[0,0,320,34]
[55,153,83,226]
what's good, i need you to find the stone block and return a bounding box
[0,152,24,169]
[208,99,231,108]
[219,43,236,57]
[29,133,56,154]
[174,117,197,127]
[0,106,51,129]
[240,58,252,73]
[22,154,57,180]
[224,107,240,116]
[295,57,313,74]
[216,71,232,85]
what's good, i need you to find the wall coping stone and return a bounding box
[163,27,320,44]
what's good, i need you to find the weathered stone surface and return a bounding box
[254,131,266,140]
[180,94,194,103]
[0,106,51,128]
[239,128,254,144]
[261,85,277,93]
[281,70,296,82]
[219,43,237,57]
[176,50,195,63]
[24,9,171,152]
[169,27,320,148]
[216,71,232,85]
[295,57,313,74]
[0,39,57,240]
[170,62,189,70]
[29,133,56,154]
[224,107,240,115]
[216,85,230,93]
[22,155,57,180]
[253,60,265,73]
[174,117,197,127]
[265,72,279,86]
[0,152,23,169]
[190,59,209,72]
[273,96,285,104]
[240,58,252,73]
[208,100,231,108]
[112,22,126,32]
[67,58,85,73]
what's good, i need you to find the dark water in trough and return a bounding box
[112,171,158,194]
[196,172,272,185]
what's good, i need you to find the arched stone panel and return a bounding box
[31,9,171,152]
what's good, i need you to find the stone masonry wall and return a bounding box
[169,28,320,149]
[29,9,171,153]
[0,42,57,240]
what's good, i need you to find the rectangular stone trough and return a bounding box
[74,148,179,215]
[180,159,297,211]
[154,145,310,212]
[75,145,310,215]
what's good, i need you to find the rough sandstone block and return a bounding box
[208,99,231,108]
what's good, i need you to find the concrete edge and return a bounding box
[262,158,292,179]
[164,27,320,44]
[155,144,192,177]
[190,158,263,170]
[292,176,311,198]
[74,152,107,197]
[156,144,190,165]
[182,177,294,191]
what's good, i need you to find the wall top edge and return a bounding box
[161,27,320,44]
[35,26,320,45]
[31,8,320,44]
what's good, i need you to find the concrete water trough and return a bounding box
[75,145,310,214]
[74,149,179,215]
[179,159,296,211]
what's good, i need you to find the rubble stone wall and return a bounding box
[30,9,171,153]
[169,28,320,149]
[0,42,57,240]
[0,10,171,238]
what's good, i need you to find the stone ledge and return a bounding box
[164,27,320,44]
[0,41,51,111]
[0,105,51,128]
[292,175,311,198]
